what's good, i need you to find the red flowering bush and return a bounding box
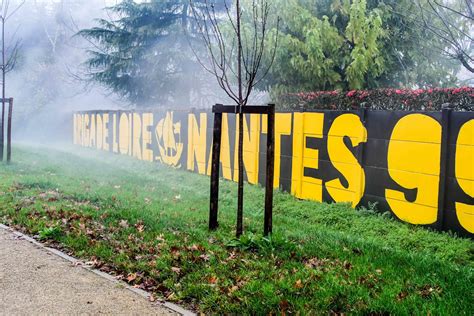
[277,87,474,111]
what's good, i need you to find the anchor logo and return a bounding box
[155,112,184,167]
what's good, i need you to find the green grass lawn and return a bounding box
[1,144,473,314]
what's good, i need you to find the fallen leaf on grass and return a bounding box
[166,292,176,301]
[225,251,237,262]
[397,291,409,301]
[279,300,289,314]
[170,246,181,259]
[305,257,328,269]
[84,257,101,268]
[99,265,112,273]
[294,279,303,289]
[208,276,218,284]
[127,273,138,283]
[358,274,380,289]
[189,244,199,251]
[135,222,145,233]
[343,260,353,270]
[85,228,96,236]
[119,220,129,229]
[418,285,442,298]
[228,285,239,294]
[100,213,109,220]
[199,254,210,262]
[171,267,181,274]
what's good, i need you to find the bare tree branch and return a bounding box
[433,0,473,20]
[391,0,474,73]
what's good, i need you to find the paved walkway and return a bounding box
[0,227,179,315]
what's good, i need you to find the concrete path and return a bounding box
[0,227,180,315]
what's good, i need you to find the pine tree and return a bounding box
[79,0,226,107]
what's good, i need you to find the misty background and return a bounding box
[8,0,230,144]
[8,0,120,143]
[4,0,473,144]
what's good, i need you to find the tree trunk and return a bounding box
[237,110,244,237]
[458,53,474,73]
[236,0,244,237]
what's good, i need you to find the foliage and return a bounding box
[1,145,472,314]
[79,0,226,107]
[78,0,469,106]
[260,0,461,95]
[277,87,474,111]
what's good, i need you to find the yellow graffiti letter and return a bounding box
[103,113,110,151]
[385,114,441,224]
[262,113,292,189]
[142,113,153,162]
[291,112,324,201]
[96,114,103,150]
[326,114,367,207]
[188,113,207,174]
[119,113,130,155]
[455,119,474,233]
[233,114,261,185]
[133,113,142,160]
[112,113,119,153]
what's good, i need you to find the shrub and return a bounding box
[276,87,474,112]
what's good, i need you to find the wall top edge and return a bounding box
[72,109,473,115]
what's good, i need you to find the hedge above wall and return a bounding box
[277,87,474,112]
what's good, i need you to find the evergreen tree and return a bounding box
[259,0,461,95]
[79,0,226,107]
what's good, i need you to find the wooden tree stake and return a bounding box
[6,97,12,163]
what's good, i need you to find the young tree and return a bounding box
[190,0,279,236]
[0,0,23,161]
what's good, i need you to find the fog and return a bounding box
[7,0,237,145]
[3,0,119,144]
[6,0,469,146]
